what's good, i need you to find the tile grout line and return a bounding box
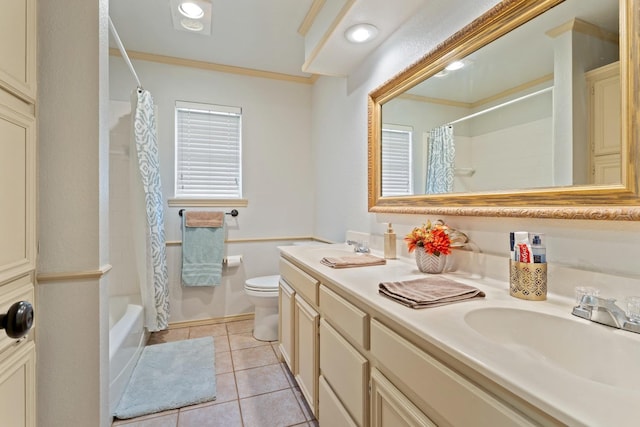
[227,323,247,427]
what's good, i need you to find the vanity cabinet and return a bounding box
[279,251,561,427]
[279,258,320,416]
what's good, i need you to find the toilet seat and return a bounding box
[244,275,280,292]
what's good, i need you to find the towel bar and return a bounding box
[178,209,239,217]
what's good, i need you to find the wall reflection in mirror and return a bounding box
[380,0,619,197]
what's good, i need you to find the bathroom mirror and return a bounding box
[368,0,640,220]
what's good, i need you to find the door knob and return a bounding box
[0,301,34,339]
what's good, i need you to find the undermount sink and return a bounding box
[464,307,640,390]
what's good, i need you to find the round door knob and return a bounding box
[0,301,34,339]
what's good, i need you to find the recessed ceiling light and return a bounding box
[344,24,379,43]
[434,70,449,78]
[445,61,465,71]
[178,1,204,19]
[181,18,204,32]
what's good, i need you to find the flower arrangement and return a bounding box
[404,219,465,257]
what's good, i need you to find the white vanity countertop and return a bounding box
[279,243,640,427]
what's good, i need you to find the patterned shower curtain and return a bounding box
[131,89,169,331]
[425,125,455,194]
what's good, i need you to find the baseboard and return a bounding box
[167,312,255,329]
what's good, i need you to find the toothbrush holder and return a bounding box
[509,260,547,301]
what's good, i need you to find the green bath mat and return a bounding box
[113,337,216,419]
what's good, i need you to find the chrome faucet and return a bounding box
[572,294,640,334]
[347,240,370,253]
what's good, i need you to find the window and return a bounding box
[381,125,413,196]
[175,101,242,199]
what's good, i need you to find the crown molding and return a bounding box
[109,48,319,84]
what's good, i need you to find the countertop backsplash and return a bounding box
[346,230,640,305]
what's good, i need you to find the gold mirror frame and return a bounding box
[368,0,639,220]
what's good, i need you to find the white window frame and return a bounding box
[173,101,244,204]
[381,124,413,197]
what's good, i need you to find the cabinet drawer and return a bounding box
[319,375,358,427]
[319,285,369,349]
[0,275,34,356]
[320,319,368,426]
[371,320,534,427]
[280,258,319,305]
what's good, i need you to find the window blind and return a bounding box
[381,126,413,196]
[175,101,242,198]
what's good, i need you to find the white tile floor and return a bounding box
[112,319,318,427]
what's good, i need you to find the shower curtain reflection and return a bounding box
[425,125,455,194]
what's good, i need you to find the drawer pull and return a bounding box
[1,301,34,339]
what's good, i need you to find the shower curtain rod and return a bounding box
[447,86,553,126]
[108,17,143,90]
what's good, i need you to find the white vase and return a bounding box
[415,250,447,274]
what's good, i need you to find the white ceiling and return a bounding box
[109,0,315,77]
[109,0,618,90]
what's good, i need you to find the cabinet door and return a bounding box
[0,0,36,102]
[591,71,621,156]
[0,3,36,426]
[319,375,358,427]
[320,319,368,426]
[371,368,436,427]
[593,153,621,185]
[294,294,319,416]
[278,278,295,371]
[0,342,36,427]
[0,99,36,284]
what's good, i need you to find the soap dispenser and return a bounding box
[384,223,397,259]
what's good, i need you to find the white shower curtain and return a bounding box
[425,125,455,194]
[130,89,169,331]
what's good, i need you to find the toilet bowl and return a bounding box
[244,275,280,341]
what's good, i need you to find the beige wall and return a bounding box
[37,0,110,425]
[109,58,315,323]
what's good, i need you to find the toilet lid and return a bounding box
[245,275,280,291]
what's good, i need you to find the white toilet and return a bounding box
[244,275,280,341]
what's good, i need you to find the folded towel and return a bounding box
[181,213,225,286]
[185,211,224,228]
[320,254,386,268]
[379,277,485,308]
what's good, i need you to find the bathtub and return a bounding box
[109,295,147,414]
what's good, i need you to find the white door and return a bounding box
[0,0,37,426]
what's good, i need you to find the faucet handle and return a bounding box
[625,296,640,322]
[575,286,600,307]
[347,240,370,253]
